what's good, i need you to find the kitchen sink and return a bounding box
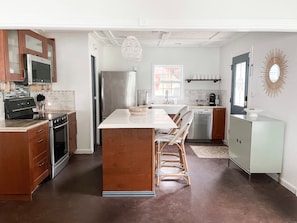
[150,104,186,114]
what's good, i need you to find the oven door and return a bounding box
[51,122,69,164]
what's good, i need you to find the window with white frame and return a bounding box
[152,65,183,100]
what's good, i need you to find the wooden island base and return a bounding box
[102,128,155,197]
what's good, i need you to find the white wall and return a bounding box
[88,33,104,145]
[47,31,94,154]
[220,32,297,195]
[102,47,221,95]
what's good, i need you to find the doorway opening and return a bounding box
[91,55,98,150]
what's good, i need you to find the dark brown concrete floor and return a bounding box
[1,143,297,223]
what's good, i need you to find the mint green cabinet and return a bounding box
[229,115,285,176]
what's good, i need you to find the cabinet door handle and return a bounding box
[37,139,44,143]
[37,129,44,133]
[38,162,45,167]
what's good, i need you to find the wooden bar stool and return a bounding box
[155,105,188,135]
[155,110,194,186]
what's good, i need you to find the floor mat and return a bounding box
[190,145,229,159]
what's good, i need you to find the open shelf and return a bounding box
[185,79,221,83]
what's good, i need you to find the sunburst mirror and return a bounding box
[263,49,288,97]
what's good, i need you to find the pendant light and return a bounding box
[121,36,142,62]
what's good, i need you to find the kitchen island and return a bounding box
[98,108,177,197]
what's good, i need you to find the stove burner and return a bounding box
[34,112,68,128]
[4,97,68,127]
[34,112,66,120]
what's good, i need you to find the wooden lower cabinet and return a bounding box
[212,108,226,140]
[68,112,77,156]
[0,122,50,200]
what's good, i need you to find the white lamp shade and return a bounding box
[121,36,142,62]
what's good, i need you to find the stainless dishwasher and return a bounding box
[187,108,213,141]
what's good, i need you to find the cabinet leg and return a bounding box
[248,173,252,182]
[277,173,281,183]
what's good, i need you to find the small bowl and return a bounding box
[129,106,148,115]
[244,108,263,118]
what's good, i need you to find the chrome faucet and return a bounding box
[165,90,169,104]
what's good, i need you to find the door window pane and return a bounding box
[234,62,247,107]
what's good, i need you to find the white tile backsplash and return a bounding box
[0,90,76,120]
[138,88,226,106]
[31,90,76,111]
[184,89,226,106]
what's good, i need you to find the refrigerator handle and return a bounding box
[101,76,105,117]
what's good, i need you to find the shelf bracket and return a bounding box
[185,79,221,83]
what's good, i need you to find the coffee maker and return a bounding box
[209,93,216,106]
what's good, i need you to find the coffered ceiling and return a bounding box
[93,30,247,48]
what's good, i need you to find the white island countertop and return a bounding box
[98,109,177,129]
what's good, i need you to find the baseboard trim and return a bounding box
[280,177,297,196]
[102,191,155,197]
[74,148,94,154]
[266,173,296,196]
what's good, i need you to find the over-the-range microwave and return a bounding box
[24,54,52,85]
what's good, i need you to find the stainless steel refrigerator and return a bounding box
[99,71,137,122]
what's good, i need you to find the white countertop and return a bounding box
[231,114,283,122]
[188,105,225,109]
[98,109,177,129]
[150,104,186,114]
[0,120,49,132]
[150,104,225,113]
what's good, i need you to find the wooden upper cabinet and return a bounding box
[19,30,48,58]
[212,108,226,140]
[47,38,57,82]
[0,30,24,81]
[0,29,58,83]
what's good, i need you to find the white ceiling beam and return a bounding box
[92,31,112,46]
[158,31,171,47]
[103,30,120,47]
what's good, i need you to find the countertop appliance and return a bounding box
[4,97,69,179]
[209,93,216,106]
[99,71,136,121]
[187,108,213,142]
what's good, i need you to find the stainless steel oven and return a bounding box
[49,114,69,178]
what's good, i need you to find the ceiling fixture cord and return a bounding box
[121,36,142,62]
